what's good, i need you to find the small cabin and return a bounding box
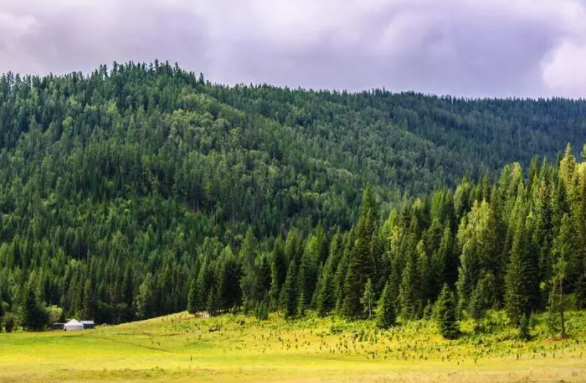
[81,320,95,329]
[51,323,65,330]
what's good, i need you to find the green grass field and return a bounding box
[1,312,586,383]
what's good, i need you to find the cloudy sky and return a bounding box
[1,0,586,98]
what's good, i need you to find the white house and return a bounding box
[64,319,85,331]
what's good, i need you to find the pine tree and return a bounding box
[435,285,459,340]
[297,237,318,309]
[134,273,155,320]
[548,214,571,338]
[315,231,341,317]
[469,272,496,328]
[343,188,377,318]
[206,286,218,317]
[187,277,201,315]
[269,237,288,308]
[22,287,48,331]
[361,278,375,319]
[399,250,420,320]
[505,213,531,326]
[255,298,269,320]
[296,291,306,317]
[376,282,397,329]
[279,260,298,319]
[216,246,242,312]
[456,200,498,316]
[315,266,334,317]
[81,279,95,320]
[122,264,134,308]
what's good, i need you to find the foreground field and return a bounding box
[1,312,586,383]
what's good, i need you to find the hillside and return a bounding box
[0,62,586,325]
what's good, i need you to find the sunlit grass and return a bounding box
[1,311,585,382]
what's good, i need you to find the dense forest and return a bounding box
[0,62,585,333]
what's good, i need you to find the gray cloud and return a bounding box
[1,0,586,97]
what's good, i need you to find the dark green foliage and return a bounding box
[315,234,340,317]
[343,188,377,319]
[280,260,298,319]
[206,286,218,317]
[519,314,532,341]
[548,215,571,337]
[505,211,532,326]
[469,272,497,324]
[134,273,155,320]
[399,248,421,320]
[0,299,4,330]
[269,237,288,308]
[4,314,15,333]
[82,279,95,320]
[436,285,460,340]
[22,288,49,331]
[361,278,375,319]
[187,278,201,315]
[255,298,270,320]
[376,282,397,329]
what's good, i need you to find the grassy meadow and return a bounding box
[1,311,586,383]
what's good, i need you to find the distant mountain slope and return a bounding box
[1,62,584,231]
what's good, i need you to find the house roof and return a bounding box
[64,319,84,327]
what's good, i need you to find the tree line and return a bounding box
[3,145,585,337]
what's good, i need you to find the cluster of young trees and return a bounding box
[0,62,586,333]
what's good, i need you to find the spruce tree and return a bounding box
[343,187,377,318]
[315,268,334,317]
[22,287,48,331]
[315,230,341,317]
[134,273,155,320]
[436,285,459,339]
[81,279,95,320]
[360,278,375,319]
[296,291,306,317]
[206,286,218,317]
[269,237,288,308]
[399,251,420,320]
[469,272,496,328]
[279,260,298,319]
[376,282,397,329]
[505,213,531,326]
[187,277,201,315]
[297,237,318,309]
[255,298,269,320]
[549,214,571,338]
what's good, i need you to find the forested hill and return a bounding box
[0,61,585,327]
